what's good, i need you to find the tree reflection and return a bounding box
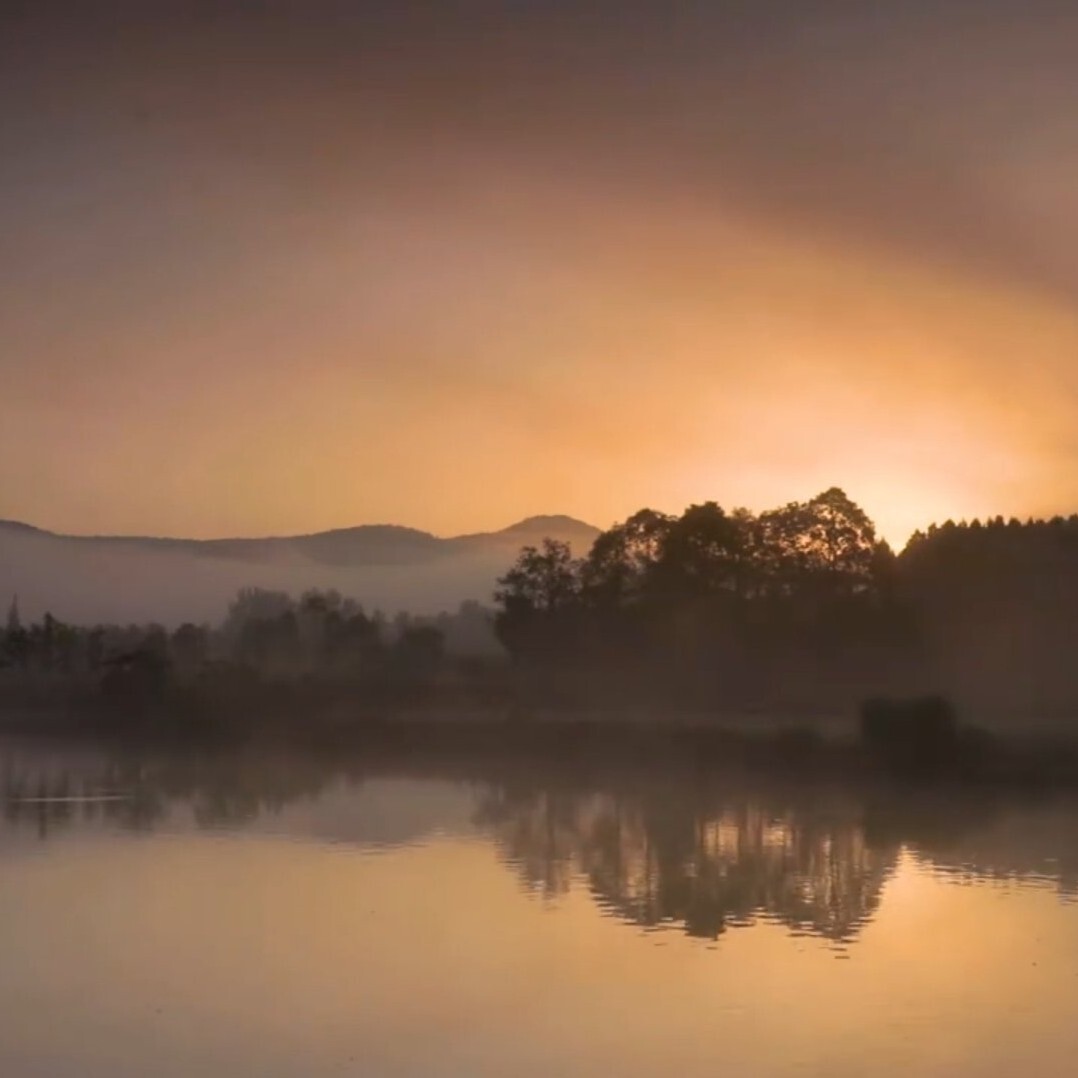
[476,784,897,941]
[0,748,354,835]
[2,744,1077,938]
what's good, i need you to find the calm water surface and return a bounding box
[2,736,1078,1077]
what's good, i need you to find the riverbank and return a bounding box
[3,691,1078,792]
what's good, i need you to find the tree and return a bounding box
[581,509,671,607]
[223,588,294,639]
[171,623,209,674]
[236,610,300,672]
[496,539,581,615]
[655,502,755,599]
[803,487,878,580]
[494,539,583,659]
[760,488,879,599]
[324,609,383,674]
[1,622,30,670]
[390,625,445,687]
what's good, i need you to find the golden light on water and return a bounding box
[3,812,1076,1077]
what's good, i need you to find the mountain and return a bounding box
[0,515,601,626]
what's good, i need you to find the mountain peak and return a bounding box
[499,514,597,533]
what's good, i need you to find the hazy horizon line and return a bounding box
[6,494,1078,553]
[0,511,600,546]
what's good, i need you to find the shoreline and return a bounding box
[3,697,1078,792]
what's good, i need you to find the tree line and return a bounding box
[5,487,1078,720]
[0,590,499,709]
[493,488,1078,717]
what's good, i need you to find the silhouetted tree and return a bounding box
[493,488,916,710]
[223,588,294,640]
[581,508,672,608]
[171,623,209,676]
[389,625,445,690]
[494,539,583,660]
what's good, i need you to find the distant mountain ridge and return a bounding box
[0,514,601,568]
[0,514,602,625]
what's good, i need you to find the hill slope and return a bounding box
[0,515,601,626]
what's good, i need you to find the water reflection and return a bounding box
[2,738,1077,943]
[477,787,895,941]
[0,745,355,837]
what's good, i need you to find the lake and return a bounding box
[1,735,1077,1077]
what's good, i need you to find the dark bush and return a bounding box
[100,648,171,706]
[859,695,959,775]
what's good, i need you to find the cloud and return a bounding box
[3,1,1078,543]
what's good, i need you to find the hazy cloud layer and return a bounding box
[4,1,1078,546]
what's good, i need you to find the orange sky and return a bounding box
[4,1,1078,549]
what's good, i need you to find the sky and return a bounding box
[4,0,1078,549]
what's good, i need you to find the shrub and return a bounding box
[859,695,959,775]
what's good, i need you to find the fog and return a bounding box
[0,517,599,626]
